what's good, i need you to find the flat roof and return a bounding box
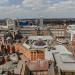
[54,45,72,55]
[0,28,8,30]
[27,61,48,71]
[28,36,53,40]
[45,50,54,62]
[0,34,4,36]
[17,26,35,30]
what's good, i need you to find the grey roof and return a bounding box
[28,36,53,40]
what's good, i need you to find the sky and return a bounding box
[0,0,75,19]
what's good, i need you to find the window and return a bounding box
[19,30,31,34]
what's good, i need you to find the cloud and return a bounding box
[0,0,8,4]
[0,0,75,18]
[22,0,45,10]
[47,0,75,12]
[22,0,75,12]
[22,0,41,7]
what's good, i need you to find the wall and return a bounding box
[15,44,31,60]
[32,30,37,36]
[31,50,44,61]
[15,44,45,61]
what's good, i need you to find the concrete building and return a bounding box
[15,18,75,37]
[0,18,15,29]
[0,18,15,35]
[15,18,49,36]
[47,24,67,38]
[16,26,37,36]
[0,18,15,45]
[67,24,75,41]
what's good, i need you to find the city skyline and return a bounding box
[0,0,75,19]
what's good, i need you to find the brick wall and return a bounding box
[15,44,31,60]
[32,30,37,36]
[15,44,45,61]
[43,30,49,35]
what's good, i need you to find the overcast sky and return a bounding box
[0,0,75,19]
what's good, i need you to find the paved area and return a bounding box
[21,61,26,75]
[48,64,55,75]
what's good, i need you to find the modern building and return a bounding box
[16,26,37,36]
[14,18,75,37]
[15,18,49,36]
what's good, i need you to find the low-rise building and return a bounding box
[25,61,49,75]
[16,26,37,36]
[47,24,67,38]
[0,18,15,30]
[15,36,53,61]
[67,24,75,41]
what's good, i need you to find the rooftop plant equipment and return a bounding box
[34,38,46,46]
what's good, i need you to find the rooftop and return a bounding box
[16,26,36,30]
[27,61,48,71]
[28,36,53,40]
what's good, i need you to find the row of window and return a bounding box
[19,30,32,34]
[31,51,44,60]
[32,71,48,75]
[49,25,64,29]
[51,31,65,36]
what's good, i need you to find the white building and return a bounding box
[67,24,75,41]
[67,24,75,31]
[0,18,15,30]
